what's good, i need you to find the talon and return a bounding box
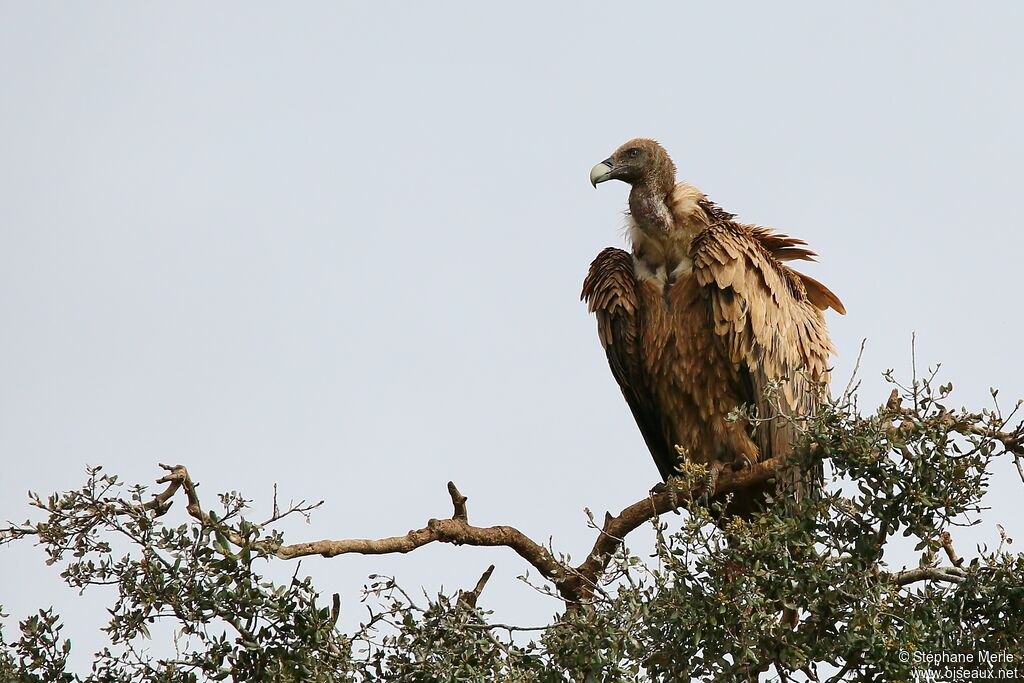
[731,456,753,472]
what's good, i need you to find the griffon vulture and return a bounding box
[582,138,844,514]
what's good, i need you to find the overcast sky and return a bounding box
[2,2,1022,672]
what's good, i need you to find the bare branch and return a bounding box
[276,512,569,585]
[458,564,495,608]
[131,463,190,517]
[447,481,468,522]
[940,531,964,567]
[889,566,966,586]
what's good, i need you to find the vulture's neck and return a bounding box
[629,182,712,288]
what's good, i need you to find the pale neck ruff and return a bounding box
[628,182,709,288]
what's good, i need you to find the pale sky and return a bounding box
[2,3,1022,672]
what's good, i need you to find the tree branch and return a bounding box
[9,452,1002,607]
[134,460,777,604]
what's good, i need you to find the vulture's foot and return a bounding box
[650,478,687,514]
[694,461,725,502]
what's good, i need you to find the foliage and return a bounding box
[2,370,1024,682]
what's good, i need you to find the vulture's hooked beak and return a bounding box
[589,158,616,188]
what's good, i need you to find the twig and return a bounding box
[842,339,867,400]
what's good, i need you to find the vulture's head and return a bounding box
[589,138,677,194]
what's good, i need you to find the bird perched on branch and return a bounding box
[582,138,844,515]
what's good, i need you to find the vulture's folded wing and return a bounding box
[582,248,676,480]
[692,224,836,500]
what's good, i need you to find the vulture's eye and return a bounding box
[627,148,640,158]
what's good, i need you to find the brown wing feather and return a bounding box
[582,248,677,479]
[796,271,847,315]
[693,223,835,503]
[749,226,818,263]
[750,226,846,315]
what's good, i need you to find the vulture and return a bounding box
[582,138,844,515]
